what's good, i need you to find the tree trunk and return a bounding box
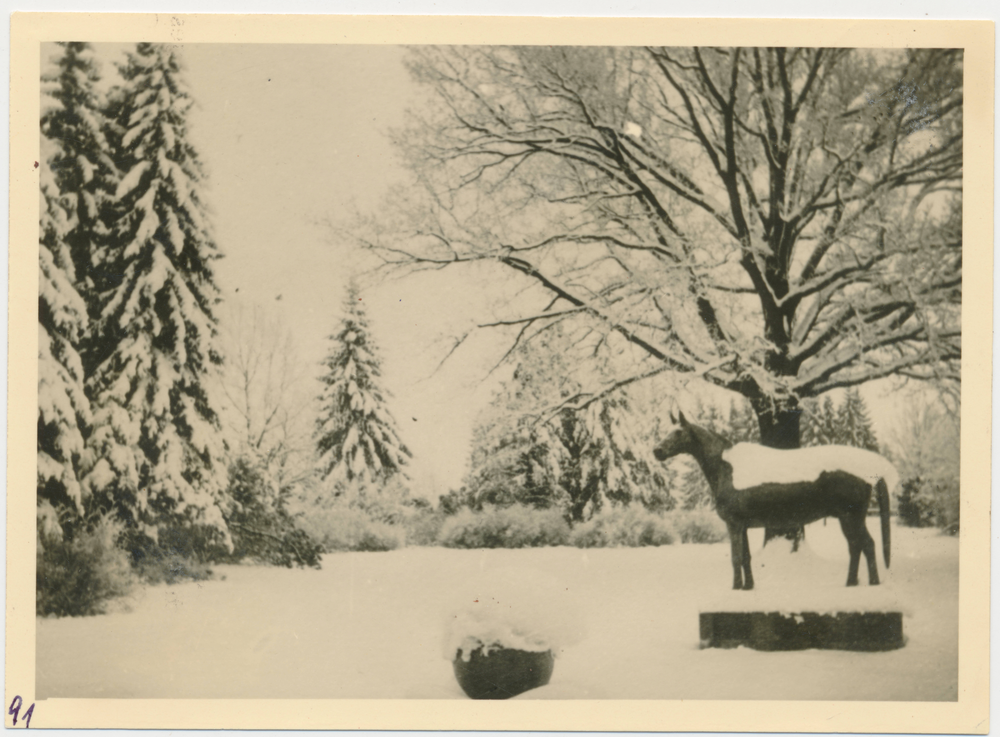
[750,396,806,550]
[567,474,600,523]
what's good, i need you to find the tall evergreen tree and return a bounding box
[83,43,227,537]
[558,395,665,519]
[801,396,840,447]
[38,133,91,535]
[37,42,117,536]
[40,42,117,316]
[837,389,880,451]
[315,286,411,493]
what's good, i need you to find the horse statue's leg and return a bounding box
[861,526,880,586]
[838,517,862,586]
[741,528,754,590]
[839,516,882,586]
[726,522,746,590]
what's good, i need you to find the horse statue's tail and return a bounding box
[877,477,891,568]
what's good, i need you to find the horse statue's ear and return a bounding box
[678,410,688,426]
[669,409,677,424]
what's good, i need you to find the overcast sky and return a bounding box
[177,44,524,497]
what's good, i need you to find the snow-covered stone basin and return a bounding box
[36,521,957,701]
[444,567,586,662]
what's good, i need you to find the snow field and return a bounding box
[36,521,957,701]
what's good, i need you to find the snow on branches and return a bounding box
[463,323,668,521]
[83,43,226,534]
[315,286,411,496]
[359,46,962,446]
[38,135,92,521]
[37,42,116,531]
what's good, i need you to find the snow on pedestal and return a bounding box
[444,566,586,699]
[697,525,906,652]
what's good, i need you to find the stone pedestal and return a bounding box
[699,611,904,651]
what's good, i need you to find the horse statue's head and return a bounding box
[653,410,698,462]
[653,409,731,465]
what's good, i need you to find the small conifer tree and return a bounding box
[837,388,880,451]
[315,286,411,502]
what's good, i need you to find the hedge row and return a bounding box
[433,504,728,549]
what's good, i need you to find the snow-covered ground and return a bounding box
[36,521,957,701]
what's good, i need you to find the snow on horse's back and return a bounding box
[722,443,899,495]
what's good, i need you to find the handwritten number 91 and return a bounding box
[8,696,34,728]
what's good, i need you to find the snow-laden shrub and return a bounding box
[935,481,961,535]
[124,525,223,585]
[898,476,960,534]
[667,508,728,543]
[444,568,586,662]
[569,505,676,548]
[224,457,323,568]
[296,505,405,552]
[37,514,136,617]
[404,507,446,547]
[437,505,571,549]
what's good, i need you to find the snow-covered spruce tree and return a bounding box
[38,133,91,538]
[890,394,960,532]
[83,43,228,552]
[37,42,117,538]
[40,42,118,316]
[463,411,557,512]
[315,286,411,511]
[547,397,667,520]
[800,396,840,447]
[836,389,880,452]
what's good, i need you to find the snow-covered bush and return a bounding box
[402,505,446,547]
[667,508,728,543]
[124,525,225,585]
[295,505,405,552]
[223,457,323,568]
[37,514,136,617]
[569,505,676,548]
[444,568,586,663]
[898,476,960,535]
[437,506,571,549]
[339,477,414,525]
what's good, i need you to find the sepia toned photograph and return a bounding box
[8,12,992,733]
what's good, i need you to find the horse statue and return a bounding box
[653,411,895,590]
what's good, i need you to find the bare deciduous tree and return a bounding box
[355,46,961,449]
[217,301,316,498]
